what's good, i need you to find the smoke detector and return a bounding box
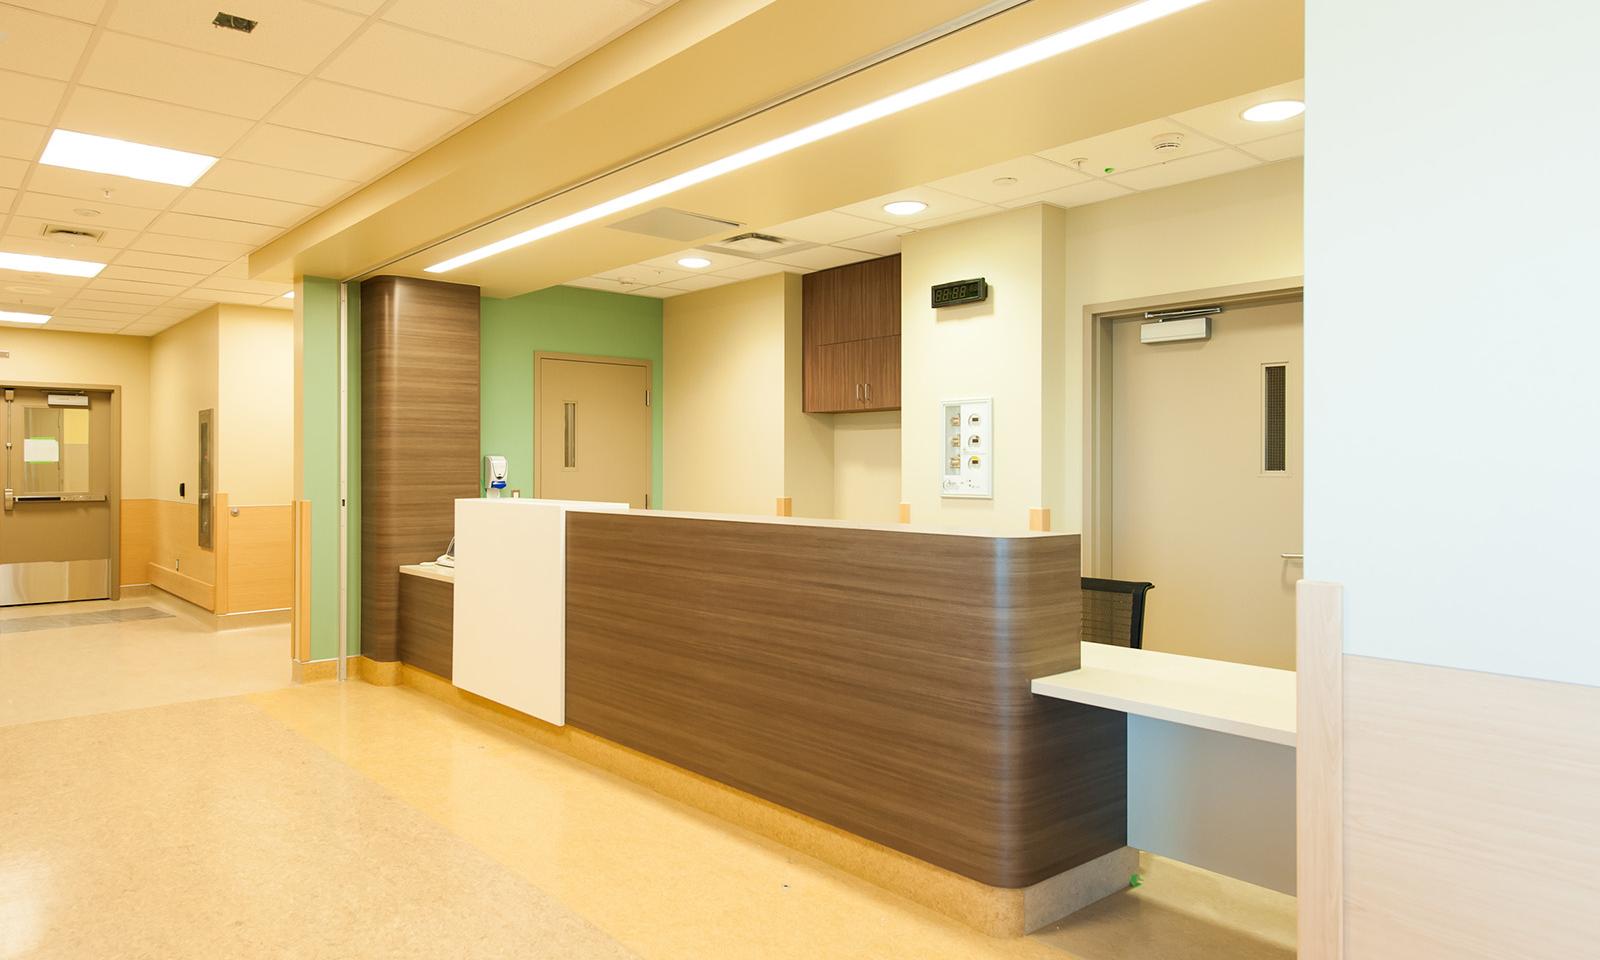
[1151,132,1186,153]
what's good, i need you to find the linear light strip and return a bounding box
[0,251,107,278]
[0,310,51,324]
[425,0,1209,274]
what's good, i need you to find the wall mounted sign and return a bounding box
[931,278,988,308]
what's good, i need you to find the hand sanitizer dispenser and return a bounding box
[483,455,508,497]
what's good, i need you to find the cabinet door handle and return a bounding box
[864,382,872,404]
[854,383,861,401]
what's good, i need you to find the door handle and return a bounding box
[864,382,872,404]
[1280,553,1304,560]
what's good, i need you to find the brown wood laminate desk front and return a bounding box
[398,508,1126,892]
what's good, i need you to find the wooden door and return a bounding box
[1108,299,1303,669]
[535,356,651,508]
[854,336,900,411]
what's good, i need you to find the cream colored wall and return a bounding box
[779,272,835,518]
[0,327,152,498]
[900,203,1067,533]
[1061,159,1303,532]
[217,305,294,504]
[832,412,901,522]
[149,307,220,506]
[663,274,792,515]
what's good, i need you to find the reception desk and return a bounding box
[399,500,1131,933]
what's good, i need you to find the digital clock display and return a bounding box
[931,278,988,308]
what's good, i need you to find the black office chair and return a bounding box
[1081,578,1155,649]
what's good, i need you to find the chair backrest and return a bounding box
[1081,577,1155,649]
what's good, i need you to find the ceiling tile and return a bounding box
[565,276,647,295]
[639,249,750,272]
[1108,148,1260,191]
[320,22,548,113]
[0,159,24,189]
[16,192,158,231]
[59,298,151,314]
[271,81,469,151]
[1000,178,1136,210]
[229,124,408,180]
[834,186,992,228]
[194,160,356,206]
[316,0,384,13]
[771,245,878,270]
[148,212,280,245]
[763,210,885,245]
[97,265,209,288]
[131,232,255,261]
[145,301,209,318]
[0,119,47,161]
[1037,119,1229,179]
[198,275,294,296]
[185,286,285,305]
[44,319,135,333]
[171,189,318,228]
[929,155,1092,205]
[68,285,176,306]
[47,306,138,321]
[107,0,366,74]
[1239,130,1304,162]
[84,277,187,296]
[624,286,676,299]
[603,264,692,287]
[836,228,909,256]
[79,32,300,120]
[5,215,140,249]
[57,87,253,156]
[661,273,740,292]
[26,165,185,210]
[0,69,67,125]
[3,0,107,24]
[711,259,803,280]
[120,319,179,336]
[1172,80,1304,145]
[382,0,645,65]
[0,6,94,80]
[0,187,16,214]
[212,257,249,279]
[112,250,230,274]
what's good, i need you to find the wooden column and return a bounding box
[361,276,480,662]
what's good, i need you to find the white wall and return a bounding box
[1305,2,1600,686]
[217,306,294,504]
[833,412,901,522]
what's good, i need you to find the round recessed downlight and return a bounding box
[992,176,1019,187]
[882,200,928,216]
[1241,99,1305,123]
[677,256,712,269]
[72,207,102,218]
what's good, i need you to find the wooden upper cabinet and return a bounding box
[803,255,901,347]
[802,255,902,413]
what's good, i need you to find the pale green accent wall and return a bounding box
[299,276,355,660]
[345,282,361,656]
[480,286,663,505]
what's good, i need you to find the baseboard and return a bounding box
[147,562,214,611]
[393,661,1129,936]
[216,607,291,629]
[292,656,399,686]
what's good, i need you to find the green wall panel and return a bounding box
[480,286,663,505]
[299,276,342,660]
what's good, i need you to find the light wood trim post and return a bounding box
[1297,580,1344,959]
[775,496,793,517]
[214,492,231,615]
[1028,507,1051,532]
[292,499,312,661]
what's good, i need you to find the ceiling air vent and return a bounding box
[701,232,817,261]
[212,12,258,33]
[41,224,104,244]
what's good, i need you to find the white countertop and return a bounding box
[399,562,454,584]
[1032,644,1296,746]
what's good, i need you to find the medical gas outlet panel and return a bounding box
[940,398,993,499]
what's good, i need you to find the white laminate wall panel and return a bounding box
[1128,715,1296,895]
[450,498,625,725]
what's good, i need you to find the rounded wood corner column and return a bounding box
[361,275,480,663]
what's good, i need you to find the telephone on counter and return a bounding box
[435,536,456,568]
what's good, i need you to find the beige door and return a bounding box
[1108,299,1302,669]
[535,356,651,508]
[1,387,116,605]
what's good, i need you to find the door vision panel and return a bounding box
[1,387,116,605]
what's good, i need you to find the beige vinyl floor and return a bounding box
[0,597,1295,960]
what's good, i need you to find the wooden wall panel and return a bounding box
[1297,581,1343,960]
[119,498,156,585]
[149,499,214,585]
[397,574,454,680]
[361,276,480,662]
[564,513,1125,888]
[1344,655,1600,959]
[225,505,293,612]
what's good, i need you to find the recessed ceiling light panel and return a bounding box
[882,200,928,216]
[676,256,712,269]
[40,129,218,187]
[1241,99,1305,122]
[0,310,51,325]
[0,251,106,278]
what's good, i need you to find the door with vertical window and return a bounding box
[1108,299,1302,669]
[535,356,651,508]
